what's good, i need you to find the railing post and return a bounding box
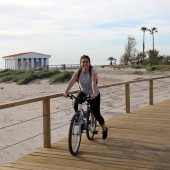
[125,83,130,113]
[43,98,51,148]
[149,80,153,105]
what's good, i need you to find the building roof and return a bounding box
[2,52,51,59]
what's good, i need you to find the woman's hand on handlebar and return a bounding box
[63,91,68,98]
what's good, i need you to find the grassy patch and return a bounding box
[49,71,74,84]
[146,65,170,71]
[0,69,73,85]
[17,74,38,85]
[0,75,16,82]
[132,71,145,75]
[0,69,25,77]
[131,65,143,69]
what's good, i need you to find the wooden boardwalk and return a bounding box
[0,99,170,170]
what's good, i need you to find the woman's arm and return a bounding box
[91,73,97,99]
[63,72,78,98]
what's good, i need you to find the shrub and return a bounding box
[131,65,142,69]
[150,66,157,71]
[17,74,38,85]
[0,75,16,82]
[0,69,15,77]
[145,65,170,71]
[12,74,26,82]
[132,71,144,75]
[0,69,74,85]
[135,65,142,69]
[0,69,11,73]
[0,69,25,78]
[49,71,73,84]
[35,70,61,79]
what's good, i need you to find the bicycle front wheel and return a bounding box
[86,112,97,140]
[68,112,82,155]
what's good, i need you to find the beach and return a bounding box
[0,66,170,167]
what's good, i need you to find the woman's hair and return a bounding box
[80,55,91,63]
[79,55,92,69]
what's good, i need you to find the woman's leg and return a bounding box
[88,93,104,125]
[88,94,108,139]
[74,91,86,112]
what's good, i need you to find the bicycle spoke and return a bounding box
[68,113,82,155]
[86,112,96,140]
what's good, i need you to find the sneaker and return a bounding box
[102,127,108,140]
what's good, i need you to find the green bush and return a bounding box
[135,65,142,69]
[0,69,11,73]
[11,74,26,82]
[0,69,25,78]
[132,71,144,75]
[146,65,170,71]
[131,65,144,69]
[17,74,38,85]
[0,69,74,85]
[35,70,61,79]
[150,66,157,71]
[0,75,16,82]
[25,69,35,74]
[0,69,15,77]
[49,71,73,84]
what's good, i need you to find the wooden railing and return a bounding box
[48,64,80,70]
[0,76,170,148]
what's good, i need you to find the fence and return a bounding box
[0,75,170,150]
[48,64,80,70]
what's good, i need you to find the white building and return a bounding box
[2,52,51,70]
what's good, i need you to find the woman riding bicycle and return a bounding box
[63,55,108,140]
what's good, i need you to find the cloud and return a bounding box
[0,0,170,66]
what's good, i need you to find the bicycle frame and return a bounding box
[67,94,96,155]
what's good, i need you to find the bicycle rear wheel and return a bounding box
[86,112,97,140]
[68,112,82,155]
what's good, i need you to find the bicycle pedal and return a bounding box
[93,130,98,134]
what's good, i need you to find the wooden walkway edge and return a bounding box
[0,99,170,170]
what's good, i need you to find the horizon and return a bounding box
[0,60,114,70]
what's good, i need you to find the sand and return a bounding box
[0,66,170,166]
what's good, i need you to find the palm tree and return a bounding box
[107,57,116,65]
[147,27,158,64]
[136,52,143,64]
[140,27,147,63]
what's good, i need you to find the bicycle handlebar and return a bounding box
[67,94,91,101]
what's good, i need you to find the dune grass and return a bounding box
[0,69,74,85]
[145,65,170,71]
[132,71,145,75]
[49,71,74,84]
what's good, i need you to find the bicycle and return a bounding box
[67,94,98,155]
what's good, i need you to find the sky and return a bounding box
[0,0,170,68]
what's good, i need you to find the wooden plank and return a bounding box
[125,83,130,113]
[14,147,170,169]
[149,79,153,105]
[4,150,169,170]
[43,98,51,148]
